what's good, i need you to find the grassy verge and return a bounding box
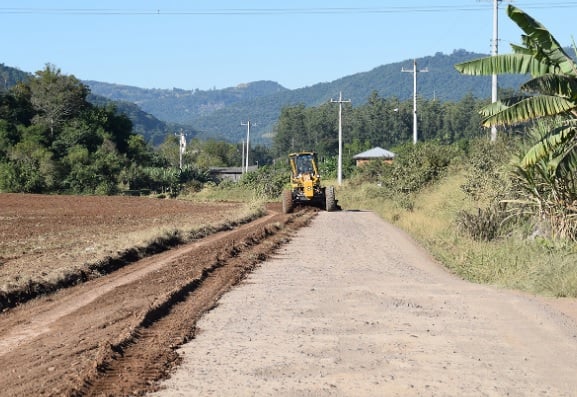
[337,172,577,298]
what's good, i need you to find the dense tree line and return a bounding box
[272,90,491,158]
[0,65,265,195]
[0,58,532,198]
[0,65,144,194]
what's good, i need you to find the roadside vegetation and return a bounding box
[338,137,577,298]
[341,5,577,298]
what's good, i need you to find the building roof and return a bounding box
[209,166,258,174]
[353,147,395,159]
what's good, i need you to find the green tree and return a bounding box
[28,64,89,142]
[2,139,56,192]
[273,104,307,155]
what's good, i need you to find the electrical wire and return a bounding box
[1,3,577,16]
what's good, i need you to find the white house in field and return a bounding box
[352,147,395,166]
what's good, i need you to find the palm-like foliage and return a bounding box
[508,120,577,240]
[455,5,577,240]
[455,5,577,132]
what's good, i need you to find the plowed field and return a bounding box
[0,193,316,396]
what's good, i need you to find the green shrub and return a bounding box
[456,205,508,241]
[460,137,512,203]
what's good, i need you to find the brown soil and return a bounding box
[0,193,250,309]
[0,195,316,396]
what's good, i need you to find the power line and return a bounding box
[1,3,577,15]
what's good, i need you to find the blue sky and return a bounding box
[2,1,577,90]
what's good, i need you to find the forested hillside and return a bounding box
[87,50,528,144]
[5,50,529,147]
[87,95,198,146]
[0,63,30,89]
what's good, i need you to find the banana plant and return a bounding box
[455,5,577,171]
[456,5,577,240]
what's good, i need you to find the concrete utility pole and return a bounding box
[402,59,428,145]
[330,92,351,186]
[241,139,245,174]
[490,0,501,142]
[241,120,252,173]
[175,129,186,169]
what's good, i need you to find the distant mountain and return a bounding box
[84,80,288,143]
[3,50,530,146]
[0,63,30,88]
[86,49,529,145]
[87,95,197,146]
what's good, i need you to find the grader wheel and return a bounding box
[282,189,294,214]
[325,186,337,212]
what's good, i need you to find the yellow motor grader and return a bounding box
[281,151,338,213]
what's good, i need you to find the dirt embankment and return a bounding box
[0,200,316,397]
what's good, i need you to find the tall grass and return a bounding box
[338,171,577,298]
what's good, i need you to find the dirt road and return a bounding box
[151,210,577,397]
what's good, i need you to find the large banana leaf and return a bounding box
[478,100,509,119]
[479,94,540,119]
[521,74,577,100]
[454,53,552,78]
[507,5,577,76]
[455,6,577,79]
[509,43,533,56]
[521,125,577,176]
[482,95,576,127]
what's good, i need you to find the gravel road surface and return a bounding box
[152,210,577,397]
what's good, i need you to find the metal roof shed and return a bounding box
[352,147,395,166]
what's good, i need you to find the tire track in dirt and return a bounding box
[0,205,317,397]
[0,212,278,355]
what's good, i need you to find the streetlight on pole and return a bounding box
[330,91,351,185]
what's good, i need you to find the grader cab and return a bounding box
[281,151,338,213]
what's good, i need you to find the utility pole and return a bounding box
[402,59,428,145]
[175,129,186,170]
[330,91,351,186]
[490,0,501,142]
[241,120,252,173]
[241,139,245,174]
